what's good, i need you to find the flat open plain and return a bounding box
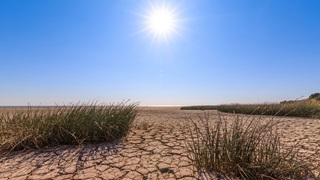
[0,107,319,179]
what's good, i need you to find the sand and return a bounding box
[0,107,319,179]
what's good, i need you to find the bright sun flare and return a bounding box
[142,3,180,41]
[147,7,176,38]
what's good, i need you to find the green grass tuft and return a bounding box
[0,101,139,153]
[187,112,319,179]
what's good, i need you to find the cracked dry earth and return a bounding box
[0,107,202,180]
[1,107,320,180]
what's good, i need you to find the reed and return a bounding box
[0,101,138,153]
[187,112,318,179]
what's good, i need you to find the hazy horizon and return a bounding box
[1,0,319,106]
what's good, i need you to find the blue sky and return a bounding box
[1,0,319,106]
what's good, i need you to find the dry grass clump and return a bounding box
[187,112,319,179]
[0,101,138,153]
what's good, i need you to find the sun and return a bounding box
[139,2,182,42]
[146,6,177,39]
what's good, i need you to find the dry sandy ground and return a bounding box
[0,107,319,179]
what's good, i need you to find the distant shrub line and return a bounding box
[180,106,218,110]
[181,101,320,118]
[309,92,320,100]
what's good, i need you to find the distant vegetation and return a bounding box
[181,93,320,118]
[0,101,138,153]
[180,106,218,110]
[187,113,318,179]
[309,92,320,100]
[215,101,320,118]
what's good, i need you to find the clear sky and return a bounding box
[1,0,319,106]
